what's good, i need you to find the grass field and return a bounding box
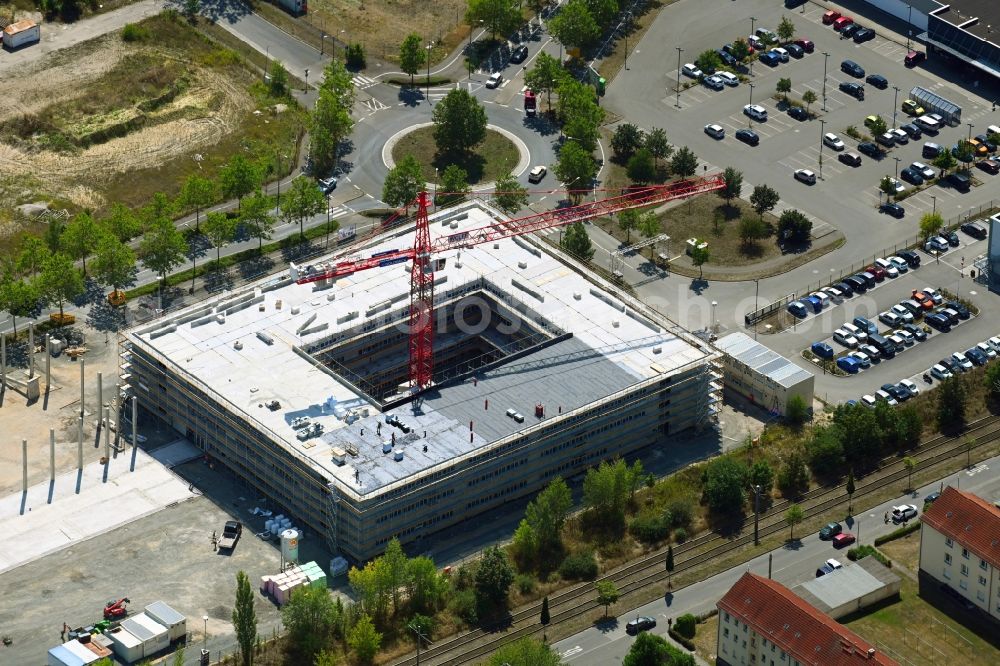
[391,126,519,185]
[692,614,719,663]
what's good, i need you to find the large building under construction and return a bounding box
[122,200,720,562]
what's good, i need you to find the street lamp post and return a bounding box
[202,615,209,652]
[967,123,975,142]
[264,46,270,82]
[819,118,826,180]
[822,52,830,111]
[426,42,434,104]
[624,13,632,71]
[894,156,901,180]
[748,83,755,127]
[711,301,718,333]
[321,32,326,56]
[906,4,913,49]
[932,195,937,215]
[892,86,900,129]
[675,47,683,108]
[752,484,761,546]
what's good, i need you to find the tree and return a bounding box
[347,614,381,665]
[611,123,644,162]
[595,580,619,617]
[954,141,975,167]
[749,461,774,496]
[637,211,661,258]
[240,193,276,250]
[986,362,1000,400]
[438,164,471,207]
[493,170,529,215]
[172,645,186,666]
[408,612,434,643]
[61,212,101,276]
[903,456,916,491]
[282,586,339,660]
[178,174,216,231]
[695,49,721,75]
[281,177,327,238]
[39,252,84,319]
[785,504,804,540]
[17,236,49,278]
[778,15,796,42]
[524,477,572,556]
[626,148,656,184]
[44,215,64,253]
[311,59,356,176]
[475,546,515,617]
[524,53,567,113]
[140,217,188,286]
[0,278,38,335]
[777,209,812,244]
[554,140,597,197]
[644,128,671,168]
[730,38,750,62]
[558,79,604,153]
[868,115,888,138]
[668,146,698,180]
[540,595,550,624]
[561,221,595,260]
[433,89,488,155]
[690,245,710,278]
[703,457,747,514]
[583,459,632,526]
[802,89,817,114]
[834,403,884,469]
[103,203,141,242]
[548,0,600,50]
[618,208,641,242]
[382,155,425,214]
[380,538,408,614]
[143,192,177,231]
[933,148,957,175]
[964,436,977,468]
[739,216,768,248]
[937,375,967,432]
[232,571,257,666]
[406,556,447,614]
[219,155,260,211]
[665,544,674,587]
[585,0,619,26]
[776,77,792,100]
[268,59,288,96]
[314,650,339,666]
[786,394,809,427]
[895,405,923,450]
[719,166,743,207]
[399,34,426,86]
[806,426,844,479]
[486,637,561,666]
[879,175,896,199]
[749,184,780,220]
[674,613,697,639]
[846,469,856,514]
[92,234,136,295]
[203,211,236,267]
[919,211,944,242]
[467,0,522,41]
[623,632,695,666]
[777,451,810,497]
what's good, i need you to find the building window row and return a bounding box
[465,480,528,509]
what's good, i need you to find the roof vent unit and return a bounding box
[534,404,544,418]
[512,412,525,423]
[449,221,459,229]
[345,444,359,456]
[291,305,301,315]
[233,340,243,350]
[612,320,620,328]
[393,450,404,462]
[382,442,393,454]
[327,293,336,301]
[216,314,225,324]
[331,447,346,465]
[256,331,275,345]
[573,292,581,300]
[506,408,517,418]
[652,346,662,354]
[518,261,528,269]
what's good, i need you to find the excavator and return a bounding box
[103,598,130,620]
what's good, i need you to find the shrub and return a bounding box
[448,588,478,625]
[665,500,694,529]
[673,527,689,543]
[874,522,920,546]
[668,627,696,651]
[121,23,151,42]
[846,544,892,568]
[559,550,599,581]
[629,513,670,544]
[675,613,697,639]
[515,573,536,595]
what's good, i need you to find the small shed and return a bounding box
[121,613,170,656]
[144,601,187,642]
[47,639,106,666]
[106,626,144,663]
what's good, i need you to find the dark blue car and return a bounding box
[812,342,835,359]
[759,52,781,67]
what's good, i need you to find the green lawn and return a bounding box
[391,126,519,185]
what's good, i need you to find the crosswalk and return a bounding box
[327,204,351,219]
[352,74,378,90]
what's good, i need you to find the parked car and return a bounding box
[832,533,856,548]
[510,45,529,63]
[833,328,859,348]
[945,301,970,319]
[703,75,725,90]
[849,351,871,368]
[823,287,844,303]
[823,10,842,25]
[794,168,816,184]
[978,158,1000,174]
[900,167,924,185]
[853,317,878,336]
[861,394,878,409]
[486,72,503,88]
[988,336,1000,353]
[819,522,843,540]
[841,59,864,77]
[924,236,949,253]
[900,123,923,140]
[926,313,951,332]
[898,250,921,267]
[717,48,737,66]
[841,23,862,39]
[891,505,918,523]
[966,347,989,366]
[853,27,876,43]
[786,43,805,58]
[736,128,761,146]
[893,328,915,345]
[879,203,904,220]
[859,142,882,158]
[905,50,926,66]
[839,81,865,100]
[874,257,898,277]
[879,311,903,327]
[975,133,997,152]
[704,123,726,139]
[922,287,943,304]
[876,132,897,147]
[626,616,657,635]
[902,99,925,116]
[794,38,815,53]
[911,161,935,179]
[888,256,910,274]
[834,281,855,297]
[842,322,866,342]
[902,323,927,341]
[788,300,808,318]
[922,142,942,158]
[840,151,862,167]
[948,172,971,192]
[899,379,920,397]
[859,344,881,361]
[911,291,935,309]
[930,363,953,380]
[890,128,909,145]
[744,104,768,121]
[811,341,835,359]
[717,71,739,87]
[682,63,702,78]
[770,47,789,62]
[875,389,898,406]
[865,73,888,89]
[890,303,914,323]
[923,491,941,506]
[815,558,843,578]
[838,356,862,373]
[788,106,809,121]
[951,351,973,371]
[824,132,846,150]
[976,341,998,360]
[882,383,909,402]
[759,51,781,67]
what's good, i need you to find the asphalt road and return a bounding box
[553,452,1000,665]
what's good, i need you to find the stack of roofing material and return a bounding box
[261,561,327,605]
[47,636,112,666]
[143,601,187,642]
[264,514,293,538]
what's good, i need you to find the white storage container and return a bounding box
[143,601,187,642]
[108,626,144,663]
[2,20,40,49]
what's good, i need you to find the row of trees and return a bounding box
[806,401,923,479]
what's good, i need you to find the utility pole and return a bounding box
[821,52,830,111]
[408,621,430,665]
[675,47,683,108]
[892,86,900,129]
[748,83,756,128]
[819,119,826,180]
[752,483,761,546]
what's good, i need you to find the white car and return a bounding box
[911,161,936,179]
[704,75,725,90]
[875,389,898,406]
[771,47,789,62]
[850,351,871,368]
[528,165,547,183]
[899,379,919,396]
[922,287,943,304]
[888,256,909,273]
[890,304,914,323]
[861,394,878,409]
[893,329,915,346]
[794,168,816,184]
[891,505,918,523]
[823,287,844,303]
[717,71,739,86]
[879,311,902,327]
[823,133,846,150]
[682,63,703,78]
[486,72,503,88]
[886,177,905,193]
[952,352,973,371]
[744,104,768,121]
[889,128,909,144]
[833,328,859,348]
[826,558,843,570]
[930,364,952,380]
[842,323,867,343]
[704,123,725,139]
[976,342,997,359]
[988,336,1000,353]
[875,257,898,278]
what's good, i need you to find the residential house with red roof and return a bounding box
[716,572,897,666]
[919,485,1000,617]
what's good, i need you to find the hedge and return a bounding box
[668,627,696,651]
[847,544,892,568]
[674,613,697,639]
[874,522,920,546]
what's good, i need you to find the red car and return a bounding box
[794,38,815,53]
[833,16,854,31]
[905,50,926,67]
[866,265,886,281]
[832,532,856,548]
[823,10,841,25]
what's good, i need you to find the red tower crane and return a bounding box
[291,175,725,390]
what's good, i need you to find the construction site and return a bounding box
[122,185,724,563]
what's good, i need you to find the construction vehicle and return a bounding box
[103,598,130,620]
[218,521,243,552]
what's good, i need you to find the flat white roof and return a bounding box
[129,201,709,495]
[715,332,813,389]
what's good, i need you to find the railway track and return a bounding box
[392,414,1000,665]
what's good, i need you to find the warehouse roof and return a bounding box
[714,332,813,389]
[931,0,1000,41]
[922,486,1000,569]
[128,200,711,496]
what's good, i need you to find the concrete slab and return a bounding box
[0,446,196,575]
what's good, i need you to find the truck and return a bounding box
[524,89,537,117]
[218,521,242,551]
[2,20,40,50]
[277,0,307,16]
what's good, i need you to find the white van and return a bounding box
[988,125,1000,137]
[915,115,940,132]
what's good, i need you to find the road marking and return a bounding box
[352,74,377,89]
[560,646,583,659]
[967,463,989,477]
